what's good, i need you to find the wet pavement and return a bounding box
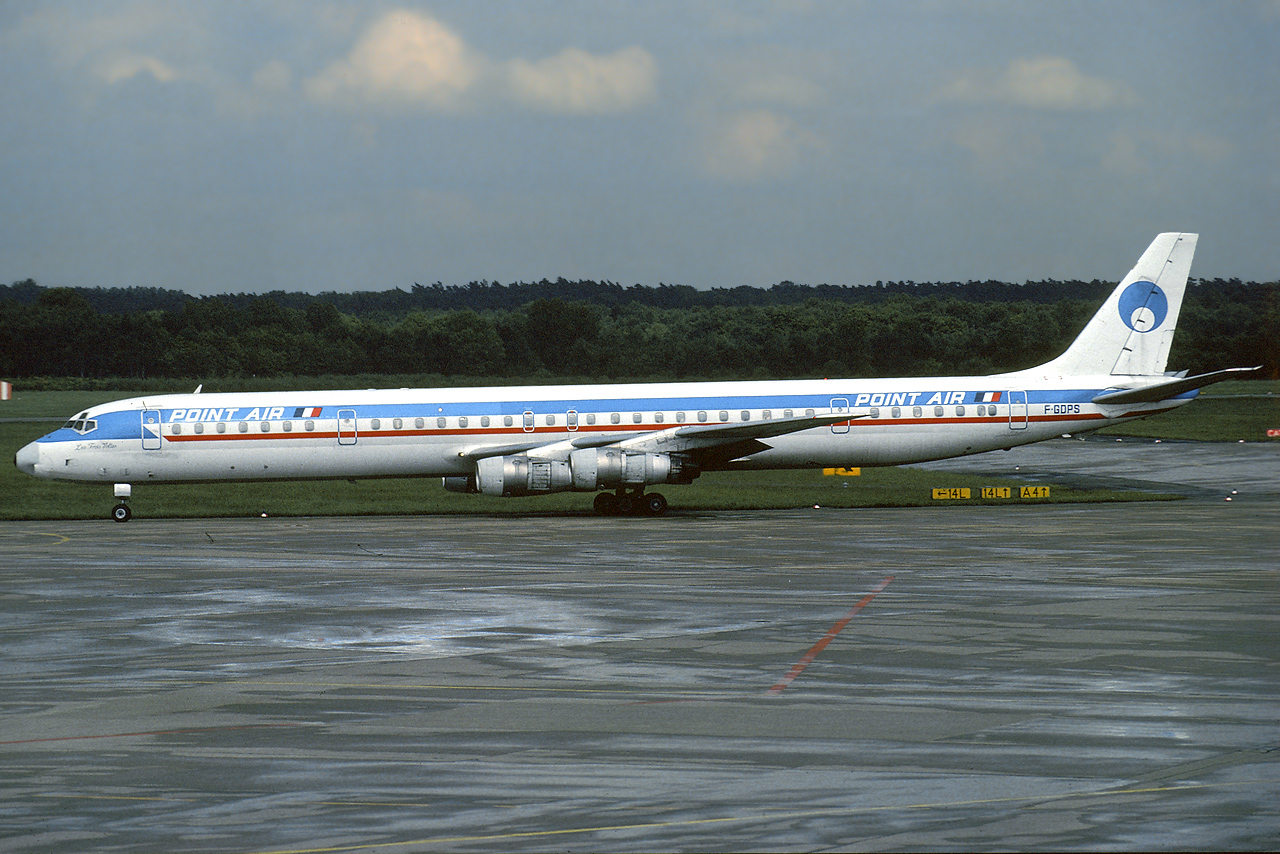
[1,441,1277,852]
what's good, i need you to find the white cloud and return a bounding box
[305,9,657,115]
[93,51,179,85]
[938,56,1136,111]
[304,9,481,110]
[1103,130,1236,176]
[504,46,657,114]
[700,109,828,182]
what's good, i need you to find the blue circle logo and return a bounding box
[1118,281,1168,333]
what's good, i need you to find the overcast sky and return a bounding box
[2,1,1276,295]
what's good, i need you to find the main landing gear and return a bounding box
[593,489,668,517]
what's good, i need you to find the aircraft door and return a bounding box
[830,398,850,433]
[1007,390,1028,430]
[337,409,357,445]
[141,409,162,450]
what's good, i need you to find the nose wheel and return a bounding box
[111,483,133,522]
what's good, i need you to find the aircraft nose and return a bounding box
[15,441,39,476]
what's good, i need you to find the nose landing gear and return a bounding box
[112,483,133,522]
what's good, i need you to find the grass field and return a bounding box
[4,380,1272,521]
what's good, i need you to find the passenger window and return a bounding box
[217,422,226,433]
[239,421,248,433]
[194,422,204,434]
[305,420,315,431]
[869,407,880,419]
[676,412,686,423]
[260,421,271,432]
[955,405,965,417]
[393,418,403,429]
[632,412,643,424]
[740,410,750,421]
[504,415,513,427]
[546,414,555,426]
[805,408,815,417]
[891,407,901,418]
[783,409,793,418]
[719,410,729,422]
[912,406,922,418]
[283,421,293,432]
[698,410,707,422]
[977,405,987,417]
[480,415,490,427]
[459,416,469,428]
[935,406,944,417]
[763,410,772,419]
[415,417,424,429]
[585,413,596,425]
[438,416,447,428]
[371,418,381,430]
[611,413,621,424]
[172,423,182,435]
[654,412,664,423]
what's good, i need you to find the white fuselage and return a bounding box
[17,371,1191,486]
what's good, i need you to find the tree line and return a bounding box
[1,277,1274,386]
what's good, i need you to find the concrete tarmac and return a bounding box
[1,440,1277,852]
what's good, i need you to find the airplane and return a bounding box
[15,233,1257,521]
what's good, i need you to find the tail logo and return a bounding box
[1118,281,1169,333]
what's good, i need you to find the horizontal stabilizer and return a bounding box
[1092,366,1260,405]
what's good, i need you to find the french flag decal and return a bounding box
[976,391,1002,403]
[293,407,322,418]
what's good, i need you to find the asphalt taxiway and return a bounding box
[1,440,1277,852]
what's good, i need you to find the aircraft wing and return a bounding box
[455,412,861,463]
[1092,366,1260,405]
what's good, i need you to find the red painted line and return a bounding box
[767,575,894,695]
[0,723,302,745]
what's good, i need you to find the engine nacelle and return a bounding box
[442,475,479,494]
[475,455,573,496]
[569,448,696,490]
[471,451,697,497]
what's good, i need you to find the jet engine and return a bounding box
[471,450,696,497]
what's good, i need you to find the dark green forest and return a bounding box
[1,276,1275,387]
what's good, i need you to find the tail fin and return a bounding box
[1042,233,1198,377]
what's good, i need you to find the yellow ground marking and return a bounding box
[19,531,70,544]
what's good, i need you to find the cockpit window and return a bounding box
[62,412,97,434]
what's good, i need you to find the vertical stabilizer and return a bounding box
[1041,233,1197,377]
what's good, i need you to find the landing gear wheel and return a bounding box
[111,503,132,523]
[642,492,668,516]
[616,493,638,516]
[593,492,620,516]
